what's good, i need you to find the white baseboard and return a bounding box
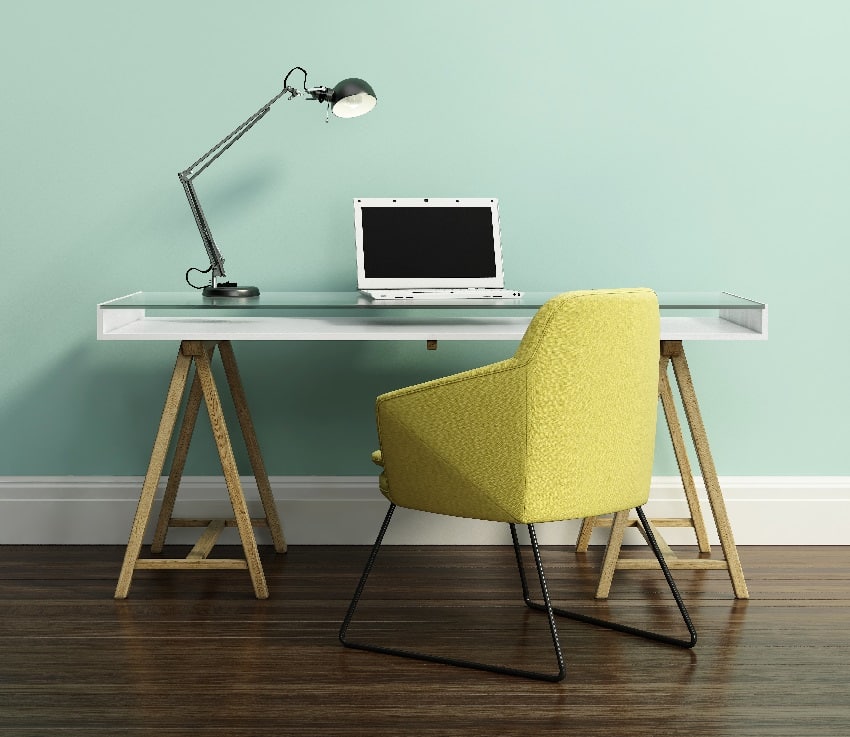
[0,476,847,546]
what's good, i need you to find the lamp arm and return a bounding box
[178,85,296,283]
[180,175,225,279]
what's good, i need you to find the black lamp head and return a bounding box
[308,77,377,118]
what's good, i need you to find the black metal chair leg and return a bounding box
[340,504,567,682]
[338,502,397,649]
[340,504,695,683]
[515,507,697,649]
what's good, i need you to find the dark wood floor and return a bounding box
[1,543,848,736]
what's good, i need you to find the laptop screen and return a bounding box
[355,198,504,289]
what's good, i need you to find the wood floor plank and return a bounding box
[0,545,848,736]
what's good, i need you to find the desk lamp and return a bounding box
[180,66,377,298]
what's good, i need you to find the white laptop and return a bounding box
[354,197,522,300]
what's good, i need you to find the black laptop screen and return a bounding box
[361,206,497,279]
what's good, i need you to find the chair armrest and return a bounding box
[377,356,516,403]
[375,357,529,521]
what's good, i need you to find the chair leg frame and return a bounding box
[518,506,697,650]
[339,504,695,682]
[339,503,566,681]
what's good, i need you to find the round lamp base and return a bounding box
[202,283,260,298]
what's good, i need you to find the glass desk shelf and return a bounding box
[98,291,767,342]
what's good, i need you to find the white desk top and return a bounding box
[97,291,767,342]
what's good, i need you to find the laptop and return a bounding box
[354,197,522,300]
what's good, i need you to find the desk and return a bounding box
[98,291,767,599]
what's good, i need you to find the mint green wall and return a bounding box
[1,1,847,476]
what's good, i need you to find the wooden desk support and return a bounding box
[576,340,750,600]
[114,340,286,599]
[101,292,764,601]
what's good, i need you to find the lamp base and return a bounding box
[202,282,260,298]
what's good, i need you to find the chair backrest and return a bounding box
[512,288,660,521]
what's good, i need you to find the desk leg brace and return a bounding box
[664,341,748,599]
[576,341,749,600]
[114,340,286,600]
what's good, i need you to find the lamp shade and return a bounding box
[330,78,377,118]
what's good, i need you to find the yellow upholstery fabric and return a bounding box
[373,288,660,524]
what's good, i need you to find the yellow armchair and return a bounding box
[340,288,696,681]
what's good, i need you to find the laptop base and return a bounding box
[361,288,523,301]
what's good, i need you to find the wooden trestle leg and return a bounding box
[576,340,749,600]
[114,340,286,600]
